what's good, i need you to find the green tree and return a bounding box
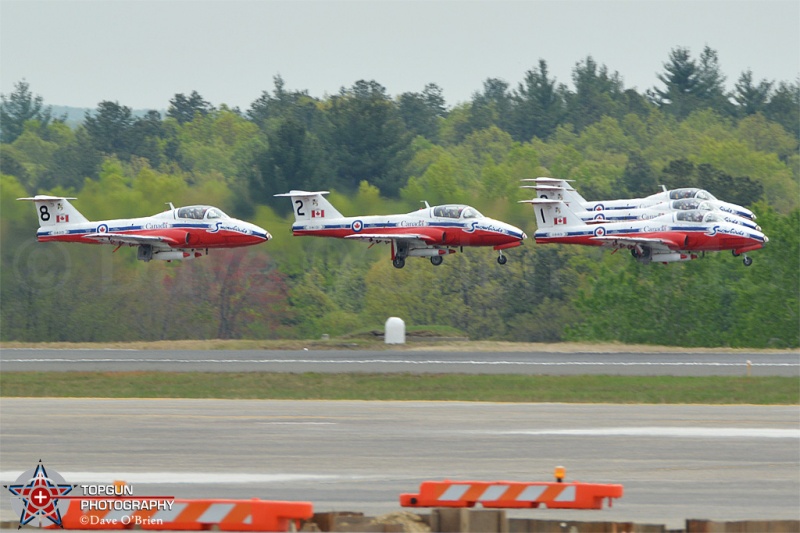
[167,91,214,125]
[695,46,732,115]
[40,128,102,190]
[247,75,323,132]
[467,78,514,137]
[511,59,566,141]
[764,80,800,139]
[128,110,166,167]
[397,83,447,142]
[84,101,135,158]
[0,80,54,144]
[249,117,328,211]
[619,151,659,197]
[324,80,413,196]
[732,70,773,117]
[565,56,624,131]
[650,47,703,119]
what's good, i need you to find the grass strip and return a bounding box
[1,373,797,404]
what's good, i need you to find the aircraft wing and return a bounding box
[591,235,680,251]
[84,233,181,247]
[344,233,439,244]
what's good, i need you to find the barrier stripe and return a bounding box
[439,485,469,501]
[198,503,235,523]
[56,498,314,531]
[516,485,547,501]
[152,501,187,522]
[554,485,576,502]
[479,485,508,501]
[400,480,623,510]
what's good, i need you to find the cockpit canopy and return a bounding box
[176,206,229,220]
[671,199,714,211]
[432,205,483,219]
[676,210,724,223]
[668,188,717,201]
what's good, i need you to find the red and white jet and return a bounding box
[275,190,526,268]
[18,195,271,262]
[523,177,758,221]
[523,197,768,266]
[523,181,762,231]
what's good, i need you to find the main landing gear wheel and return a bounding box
[497,254,507,265]
[430,256,443,266]
[392,257,406,269]
[743,256,753,267]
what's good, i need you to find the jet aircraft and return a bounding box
[275,190,526,268]
[522,182,761,231]
[522,197,767,266]
[18,195,271,262]
[522,177,757,221]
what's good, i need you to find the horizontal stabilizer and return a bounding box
[273,190,330,198]
[519,177,575,183]
[17,195,78,202]
[519,198,561,205]
[520,185,566,191]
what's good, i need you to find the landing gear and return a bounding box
[392,257,406,269]
[430,255,443,266]
[631,245,652,264]
[733,250,753,266]
[137,244,153,262]
[497,254,507,265]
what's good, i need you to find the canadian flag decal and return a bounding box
[56,214,69,223]
[311,210,324,218]
[554,217,567,225]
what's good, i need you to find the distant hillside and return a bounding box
[52,105,165,127]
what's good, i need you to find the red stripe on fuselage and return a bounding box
[536,229,763,252]
[39,228,264,248]
[294,225,520,247]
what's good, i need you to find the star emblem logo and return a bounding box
[5,461,76,528]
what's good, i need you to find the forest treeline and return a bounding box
[1,46,798,347]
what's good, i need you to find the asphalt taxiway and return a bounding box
[2,348,798,375]
[1,399,798,529]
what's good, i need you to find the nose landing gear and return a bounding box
[733,249,753,267]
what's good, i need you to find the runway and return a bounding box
[2,348,798,375]
[1,399,798,529]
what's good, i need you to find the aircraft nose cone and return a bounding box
[764,235,769,243]
[251,223,271,242]
[522,231,528,240]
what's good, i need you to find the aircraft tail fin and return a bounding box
[274,190,344,222]
[519,198,585,229]
[17,195,90,226]
[520,177,588,205]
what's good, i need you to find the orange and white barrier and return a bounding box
[400,480,623,510]
[53,498,313,531]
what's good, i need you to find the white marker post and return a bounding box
[385,317,406,345]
